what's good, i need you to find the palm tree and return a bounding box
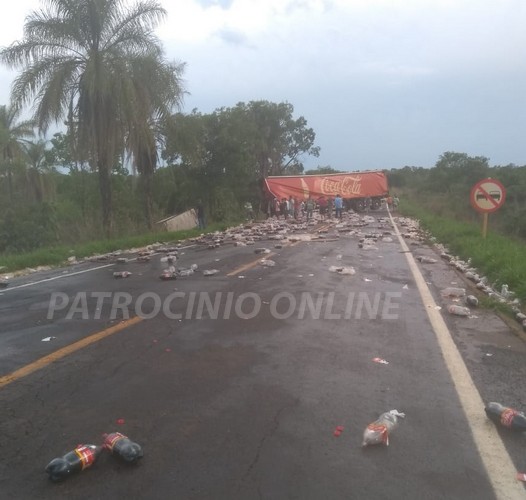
[0,0,184,236]
[125,56,186,228]
[25,139,55,203]
[0,104,35,202]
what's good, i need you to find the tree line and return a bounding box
[1,2,523,255]
[0,99,319,253]
[0,0,319,254]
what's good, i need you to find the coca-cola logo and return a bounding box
[500,408,518,427]
[320,176,362,196]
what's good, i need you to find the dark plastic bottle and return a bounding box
[103,432,143,463]
[485,402,526,431]
[45,444,102,482]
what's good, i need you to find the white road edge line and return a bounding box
[0,263,114,292]
[389,209,525,499]
[0,244,197,293]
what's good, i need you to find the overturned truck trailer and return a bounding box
[264,171,389,211]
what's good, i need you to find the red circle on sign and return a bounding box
[470,178,506,213]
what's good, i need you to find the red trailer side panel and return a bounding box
[264,172,388,200]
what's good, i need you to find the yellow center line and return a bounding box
[227,252,277,276]
[0,316,143,389]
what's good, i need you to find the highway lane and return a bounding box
[0,213,525,499]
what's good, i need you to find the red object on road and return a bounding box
[333,425,344,436]
[116,418,125,425]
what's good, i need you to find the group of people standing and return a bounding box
[197,193,399,230]
[270,194,345,221]
[268,197,298,219]
[386,195,399,211]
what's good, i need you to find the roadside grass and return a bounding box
[0,221,235,274]
[400,200,526,303]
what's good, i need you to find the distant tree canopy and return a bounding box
[0,97,321,252]
[161,100,320,219]
[163,100,319,177]
[304,166,345,175]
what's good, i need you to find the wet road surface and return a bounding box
[1,212,525,499]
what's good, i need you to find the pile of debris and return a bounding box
[396,217,525,331]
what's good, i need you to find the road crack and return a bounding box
[236,404,288,493]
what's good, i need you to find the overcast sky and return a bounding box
[0,0,525,171]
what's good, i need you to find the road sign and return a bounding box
[470,178,506,213]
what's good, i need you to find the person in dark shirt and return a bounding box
[317,196,328,219]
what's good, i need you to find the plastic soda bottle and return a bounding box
[113,271,132,279]
[45,444,102,482]
[447,304,471,316]
[485,402,526,431]
[465,295,479,307]
[160,269,177,280]
[362,410,405,446]
[440,287,466,298]
[103,432,143,463]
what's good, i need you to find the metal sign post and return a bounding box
[482,213,488,239]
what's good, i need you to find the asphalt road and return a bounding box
[1,211,526,500]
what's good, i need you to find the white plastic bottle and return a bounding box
[362,410,405,446]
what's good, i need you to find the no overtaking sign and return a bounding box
[470,178,506,213]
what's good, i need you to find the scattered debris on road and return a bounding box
[441,287,466,298]
[45,444,102,482]
[333,425,344,437]
[160,269,177,280]
[447,304,471,317]
[113,271,132,279]
[417,256,437,264]
[328,265,356,275]
[484,402,526,431]
[203,269,220,276]
[103,432,143,463]
[465,295,479,307]
[362,410,405,447]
